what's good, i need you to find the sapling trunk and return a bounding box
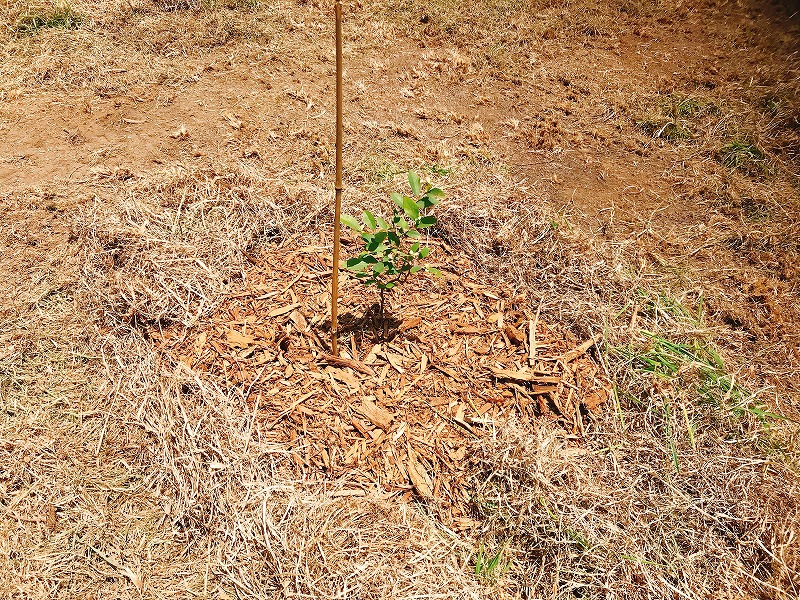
[380,287,388,339]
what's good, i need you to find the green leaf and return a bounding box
[373,262,387,275]
[410,265,422,273]
[426,266,442,276]
[345,258,369,272]
[418,216,437,228]
[397,217,410,231]
[340,214,362,232]
[370,231,388,246]
[419,247,430,258]
[411,242,420,252]
[376,216,390,229]
[390,192,404,208]
[402,196,419,220]
[407,229,421,239]
[362,210,377,230]
[419,187,444,209]
[408,171,421,196]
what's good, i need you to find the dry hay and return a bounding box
[468,418,800,599]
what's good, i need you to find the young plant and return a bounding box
[340,171,442,323]
[474,542,512,583]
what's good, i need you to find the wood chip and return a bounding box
[289,310,308,331]
[406,453,433,499]
[265,393,313,430]
[327,367,361,389]
[505,324,526,345]
[400,317,421,331]
[530,385,560,395]
[558,339,595,363]
[356,398,393,430]
[431,363,458,378]
[583,388,609,411]
[193,331,207,356]
[529,303,541,366]
[384,351,405,374]
[490,367,561,384]
[450,323,486,334]
[225,329,255,348]
[351,417,372,437]
[318,353,375,376]
[268,303,302,317]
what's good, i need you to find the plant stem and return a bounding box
[380,287,388,340]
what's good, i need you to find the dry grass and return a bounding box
[468,417,800,598]
[2,0,800,598]
[76,164,330,326]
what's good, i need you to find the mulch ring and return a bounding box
[152,242,611,527]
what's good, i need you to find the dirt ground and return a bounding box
[1,0,799,598]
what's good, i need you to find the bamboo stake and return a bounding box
[331,0,343,356]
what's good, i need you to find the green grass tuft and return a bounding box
[17,2,83,34]
[740,197,771,222]
[620,331,783,423]
[637,119,692,140]
[760,93,783,116]
[637,94,720,142]
[719,139,768,174]
[474,542,512,583]
[667,95,718,118]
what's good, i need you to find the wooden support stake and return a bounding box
[528,302,541,367]
[331,0,343,356]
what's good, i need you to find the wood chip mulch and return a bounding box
[152,244,611,527]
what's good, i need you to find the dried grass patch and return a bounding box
[77,164,330,326]
[58,157,798,598]
[1,152,798,599]
[467,418,800,598]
